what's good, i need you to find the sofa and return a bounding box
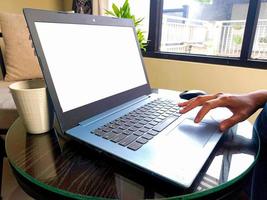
[0,12,44,132]
[0,31,17,131]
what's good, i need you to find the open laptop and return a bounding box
[23,8,223,188]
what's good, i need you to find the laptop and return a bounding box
[23,8,223,188]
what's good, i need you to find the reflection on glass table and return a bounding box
[6,118,259,199]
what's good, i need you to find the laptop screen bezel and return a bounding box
[23,9,151,132]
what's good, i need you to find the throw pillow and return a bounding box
[0,12,42,81]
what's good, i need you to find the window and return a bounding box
[147,0,267,69]
[161,0,249,57]
[251,0,267,60]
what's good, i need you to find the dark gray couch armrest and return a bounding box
[0,32,6,79]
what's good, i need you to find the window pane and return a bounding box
[160,0,250,57]
[251,0,267,60]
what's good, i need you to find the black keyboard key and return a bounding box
[123,129,133,135]
[153,116,178,132]
[157,110,165,114]
[103,132,117,140]
[144,124,154,129]
[139,127,150,133]
[134,123,143,128]
[112,128,124,134]
[93,129,105,136]
[139,120,147,125]
[128,126,139,132]
[127,142,143,151]
[154,118,162,123]
[135,117,143,121]
[136,137,148,144]
[166,111,174,115]
[158,115,166,120]
[109,123,119,129]
[147,130,159,136]
[150,113,160,118]
[133,130,144,136]
[144,117,152,122]
[130,119,139,124]
[102,127,112,132]
[115,120,124,126]
[162,113,171,118]
[119,125,128,130]
[111,134,128,143]
[119,117,127,123]
[119,135,138,146]
[160,108,168,112]
[142,134,153,140]
[149,121,158,126]
[126,121,135,127]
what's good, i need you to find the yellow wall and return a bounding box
[63,0,73,11]
[144,57,267,122]
[0,0,64,13]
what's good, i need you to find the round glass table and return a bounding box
[6,118,259,199]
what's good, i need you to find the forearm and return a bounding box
[247,90,267,109]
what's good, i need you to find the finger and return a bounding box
[179,94,219,114]
[194,98,223,123]
[178,98,195,107]
[219,115,241,132]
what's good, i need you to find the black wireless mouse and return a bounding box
[179,90,207,100]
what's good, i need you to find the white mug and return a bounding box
[9,79,54,134]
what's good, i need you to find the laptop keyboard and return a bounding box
[91,98,181,151]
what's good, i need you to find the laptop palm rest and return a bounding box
[168,118,217,148]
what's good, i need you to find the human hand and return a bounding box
[178,91,267,132]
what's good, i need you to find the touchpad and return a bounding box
[169,118,218,148]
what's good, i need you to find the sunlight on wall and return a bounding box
[144,57,267,122]
[0,0,64,13]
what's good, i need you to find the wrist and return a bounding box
[248,90,267,108]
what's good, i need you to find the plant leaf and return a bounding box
[122,3,131,18]
[122,0,129,12]
[135,17,144,26]
[104,9,116,16]
[112,3,121,17]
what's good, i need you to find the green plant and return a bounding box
[194,0,213,4]
[105,0,147,51]
[233,35,243,45]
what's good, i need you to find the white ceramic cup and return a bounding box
[9,79,54,134]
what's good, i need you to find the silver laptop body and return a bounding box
[24,8,223,188]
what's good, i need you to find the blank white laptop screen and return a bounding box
[34,22,147,112]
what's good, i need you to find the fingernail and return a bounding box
[194,117,200,123]
[180,109,187,114]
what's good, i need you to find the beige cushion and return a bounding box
[0,81,18,129]
[0,12,42,81]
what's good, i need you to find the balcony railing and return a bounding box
[160,15,267,59]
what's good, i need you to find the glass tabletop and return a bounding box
[6,117,259,199]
